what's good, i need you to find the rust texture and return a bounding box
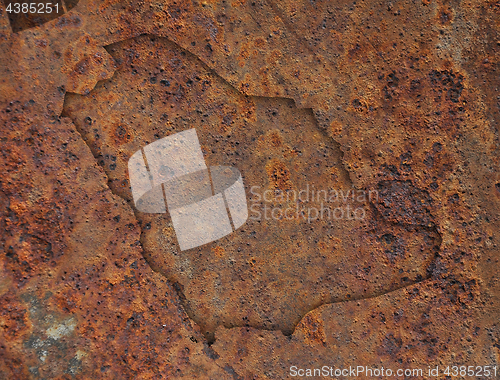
[62,35,440,340]
[0,0,499,379]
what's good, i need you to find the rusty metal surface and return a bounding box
[62,35,441,341]
[0,0,499,378]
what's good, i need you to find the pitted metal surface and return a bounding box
[0,0,499,378]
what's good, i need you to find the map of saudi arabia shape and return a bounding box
[63,35,440,341]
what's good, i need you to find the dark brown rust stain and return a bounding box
[374,180,435,227]
[437,4,454,25]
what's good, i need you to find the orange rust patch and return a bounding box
[269,130,283,148]
[254,37,266,48]
[265,159,293,191]
[329,120,343,137]
[299,313,326,346]
[212,246,225,258]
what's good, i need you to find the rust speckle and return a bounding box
[212,246,225,258]
[266,159,293,191]
[0,294,28,342]
[112,124,132,144]
[298,313,326,346]
[438,6,453,24]
[254,37,266,48]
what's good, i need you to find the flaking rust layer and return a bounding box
[0,0,499,379]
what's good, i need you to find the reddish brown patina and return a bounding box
[0,0,498,378]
